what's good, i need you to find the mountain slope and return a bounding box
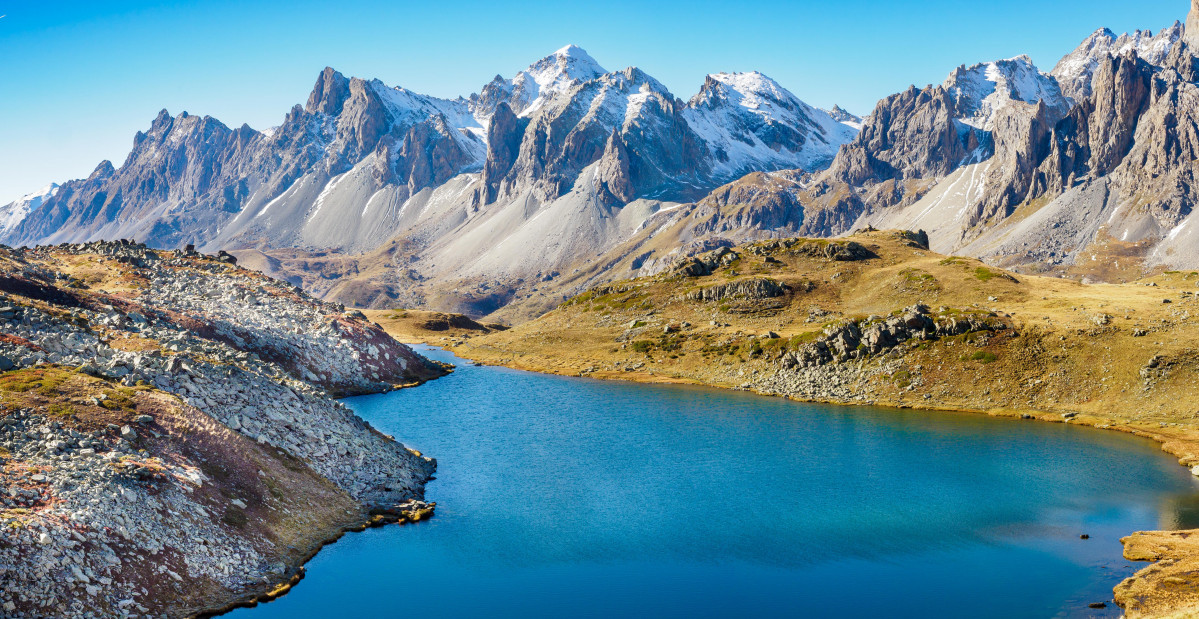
[663,8,1199,288]
[1,46,857,317]
[0,183,57,238]
[1051,23,1183,100]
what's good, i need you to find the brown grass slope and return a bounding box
[412,229,1199,618]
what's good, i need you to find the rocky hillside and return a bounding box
[680,6,1199,286]
[254,5,1199,321]
[440,228,1199,617]
[9,5,1199,323]
[0,47,856,303]
[0,240,444,617]
[0,45,859,319]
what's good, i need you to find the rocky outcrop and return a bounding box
[791,240,873,261]
[672,246,742,277]
[594,130,634,205]
[782,305,1006,368]
[481,102,527,203]
[683,278,790,302]
[0,241,444,617]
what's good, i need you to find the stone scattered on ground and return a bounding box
[0,240,446,618]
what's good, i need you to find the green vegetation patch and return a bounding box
[974,267,998,282]
[965,351,998,364]
[0,368,70,396]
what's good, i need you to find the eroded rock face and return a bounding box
[594,130,635,205]
[1026,50,1199,234]
[683,278,790,302]
[481,102,527,204]
[972,100,1057,224]
[1187,0,1199,50]
[393,114,478,195]
[828,85,971,190]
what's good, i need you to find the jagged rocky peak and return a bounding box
[88,160,116,181]
[472,44,608,119]
[306,66,352,115]
[826,105,863,128]
[1187,0,1199,49]
[1053,22,1184,100]
[943,55,1070,131]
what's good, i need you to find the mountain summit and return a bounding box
[0,47,856,314]
[9,5,1199,320]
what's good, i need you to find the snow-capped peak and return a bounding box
[943,55,1069,130]
[825,105,863,130]
[19,183,59,204]
[682,71,858,178]
[0,183,59,236]
[541,44,599,80]
[367,79,479,129]
[504,45,608,117]
[689,72,808,114]
[1051,23,1183,99]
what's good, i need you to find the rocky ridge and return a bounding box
[553,6,1199,308]
[10,7,1199,324]
[0,240,444,617]
[0,47,856,255]
[0,46,860,320]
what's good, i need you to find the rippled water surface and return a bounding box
[235,346,1199,618]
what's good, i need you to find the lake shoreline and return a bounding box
[194,501,436,618]
[433,341,1199,618]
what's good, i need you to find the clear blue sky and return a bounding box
[0,0,1187,203]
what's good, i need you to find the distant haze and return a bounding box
[0,0,1186,203]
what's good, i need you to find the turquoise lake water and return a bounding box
[234,345,1199,618]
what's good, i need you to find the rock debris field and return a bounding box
[0,240,445,618]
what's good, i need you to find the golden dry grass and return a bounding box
[376,230,1199,618]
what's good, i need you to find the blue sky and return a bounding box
[0,0,1187,203]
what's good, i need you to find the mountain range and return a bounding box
[5,4,1199,319]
